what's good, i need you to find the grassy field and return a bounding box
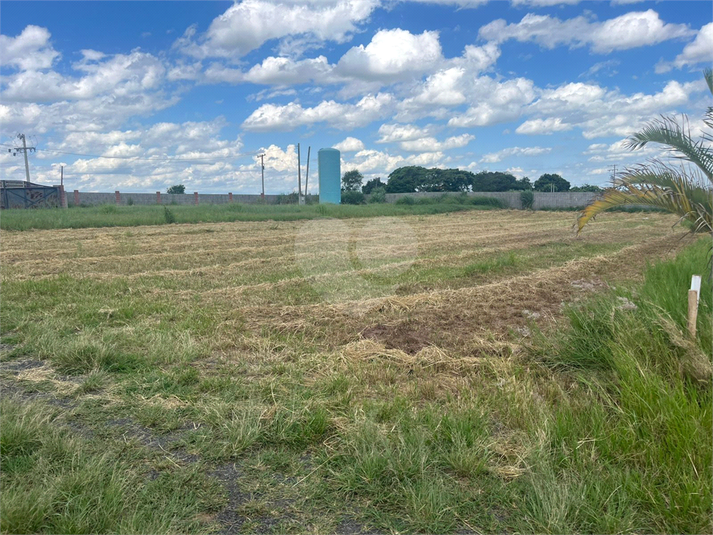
[1,209,710,534]
[0,195,504,231]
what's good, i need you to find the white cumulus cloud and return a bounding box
[657,22,713,73]
[479,10,693,54]
[242,93,393,131]
[175,0,378,59]
[0,25,60,70]
[480,146,551,163]
[336,28,443,81]
[515,117,572,135]
[333,137,365,152]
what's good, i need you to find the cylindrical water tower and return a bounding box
[318,148,341,204]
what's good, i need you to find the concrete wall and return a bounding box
[68,189,599,210]
[531,192,597,210]
[384,191,597,209]
[384,191,524,208]
[70,191,287,206]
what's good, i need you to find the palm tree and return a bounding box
[576,69,713,236]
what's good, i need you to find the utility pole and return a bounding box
[609,165,617,183]
[60,165,64,187]
[304,146,311,197]
[297,142,303,205]
[258,153,265,198]
[8,133,36,184]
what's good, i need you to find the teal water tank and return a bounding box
[318,148,341,204]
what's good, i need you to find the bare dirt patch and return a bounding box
[361,322,433,354]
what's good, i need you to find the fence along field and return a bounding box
[1,209,710,534]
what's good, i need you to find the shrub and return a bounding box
[100,205,118,214]
[368,186,387,203]
[520,190,534,210]
[341,191,366,205]
[163,206,176,224]
[395,196,415,205]
[126,197,134,206]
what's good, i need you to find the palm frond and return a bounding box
[576,170,713,235]
[626,115,713,184]
[578,69,713,240]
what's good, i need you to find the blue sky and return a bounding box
[0,0,711,193]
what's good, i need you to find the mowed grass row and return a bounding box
[1,211,676,298]
[1,211,710,533]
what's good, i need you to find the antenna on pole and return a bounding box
[258,153,265,199]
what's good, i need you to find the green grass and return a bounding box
[1,215,709,533]
[0,398,223,534]
[523,237,712,533]
[0,200,503,231]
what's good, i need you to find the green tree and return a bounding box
[471,171,518,192]
[362,177,384,194]
[386,166,429,193]
[578,69,713,236]
[534,174,570,192]
[342,170,364,192]
[425,169,471,192]
[167,184,186,194]
[512,177,532,191]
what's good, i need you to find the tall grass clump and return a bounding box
[521,190,534,209]
[163,206,176,224]
[523,237,712,533]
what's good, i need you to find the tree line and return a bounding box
[343,167,601,196]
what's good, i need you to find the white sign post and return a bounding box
[688,275,701,338]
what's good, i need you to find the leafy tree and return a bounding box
[342,170,364,192]
[362,177,384,194]
[426,169,471,192]
[534,174,570,192]
[167,184,186,194]
[471,171,518,192]
[512,177,532,191]
[386,166,430,193]
[578,69,712,236]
